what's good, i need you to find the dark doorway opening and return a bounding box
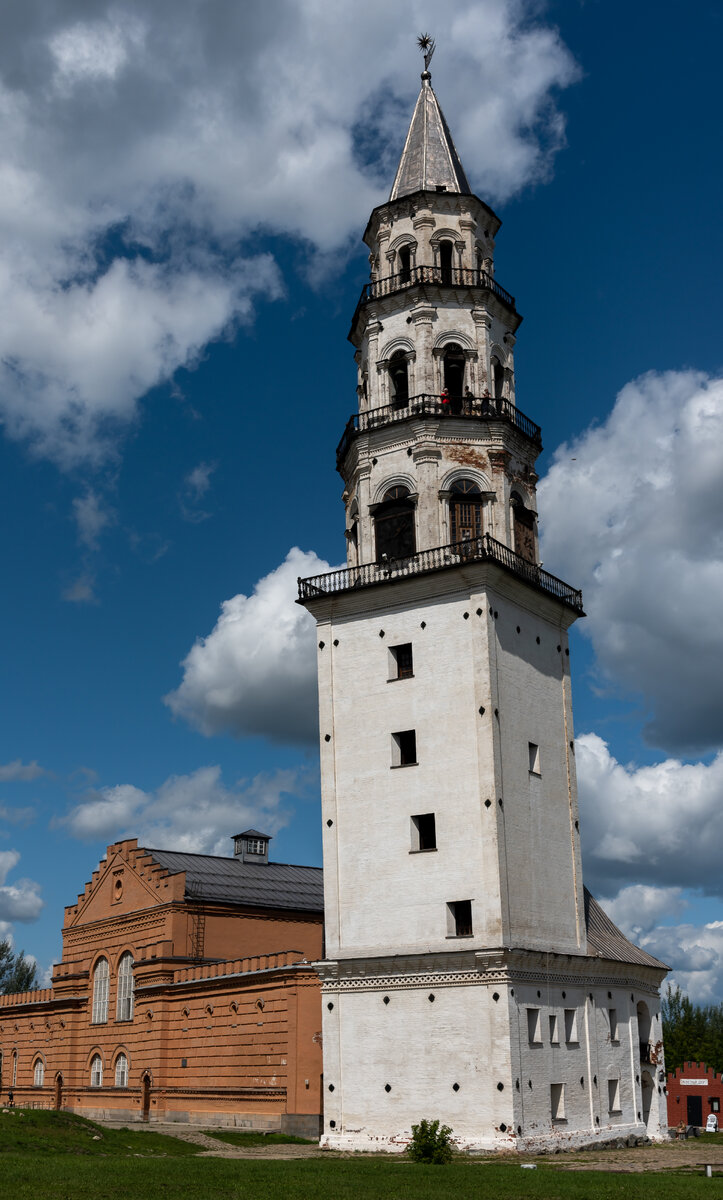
[687,1095,703,1126]
[443,344,465,407]
[54,1074,63,1110]
[388,351,409,410]
[374,486,415,562]
[439,240,453,285]
[142,1073,151,1122]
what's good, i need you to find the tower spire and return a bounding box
[389,39,471,201]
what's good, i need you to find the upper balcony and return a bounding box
[298,533,584,614]
[336,392,542,469]
[349,264,517,339]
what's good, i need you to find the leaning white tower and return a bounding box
[299,46,668,1152]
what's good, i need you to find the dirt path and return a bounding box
[103,1122,722,1168]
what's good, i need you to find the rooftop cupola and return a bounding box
[232,829,272,864]
[389,36,470,201]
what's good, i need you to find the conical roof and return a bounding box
[390,72,470,201]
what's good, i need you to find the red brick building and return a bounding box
[0,831,324,1133]
[667,1063,723,1129]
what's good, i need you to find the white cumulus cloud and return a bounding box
[0,850,44,923]
[0,0,578,467]
[60,763,305,855]
[165,547,331,745]
[539,370,723,754]
[0,759,47,782]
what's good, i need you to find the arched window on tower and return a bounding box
[442,344,465,409]
[398,244,411,283]
[116,952,134,1022]
[449,480,483,546]
[510,492,536,564]
[91,958,109,1024]
[388,351,409,410]
[374,486,416,562]
[439,239,454,285]
[33,1058,44,1087]
[491,355,505,400]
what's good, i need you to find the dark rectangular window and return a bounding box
[448,899,473,937]
[392,729,417,767]
[390,642,413,679]
[411,813,436,851]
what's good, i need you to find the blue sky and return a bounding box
[1,0,722,1000]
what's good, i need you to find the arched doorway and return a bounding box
[442,344,465,408]
[142,1073,151,1122]
[491,355,505,399]
[374,486,416,562]
[398,244,411,283]
[388,351,409,410]
[641,1070,654,1127]
[449,480,483,546]
[54,1073,63,1110]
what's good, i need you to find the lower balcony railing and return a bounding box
[336,393,541,465]
[298,533,583,612]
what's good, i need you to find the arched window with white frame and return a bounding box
[92,957,109,1024]
[115,1052,129,1088]
[116,952,134,1022]
[90,1055,103,1088]
[33,1057,45,1087]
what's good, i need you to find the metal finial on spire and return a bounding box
[417,33,435,74]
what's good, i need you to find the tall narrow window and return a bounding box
[115,1053,129,1088]
[116,952,134,1022]
[449,479,482,544]
[374,486,416,562]
[391,730,417,767]
[33,1058,44,1087]
[389,643,413,679]
[564,1008,578,1043]
[388,351,409,410]
[527,1009,541,1044]
[92,958,109,1024]
[12,1051,17,1086]
[609,1008,618,1041]
[439,240,454,285]
[528,743,541,775]
[90,1055,103,1088]
[442,343,465,403]
[399,244,411,283]
[411,813,436,851]
[549,1013,559,1044]
[550,1083,565,1121]
[608,1078,621,1112]
[447,900,473,937]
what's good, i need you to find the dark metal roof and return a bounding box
[235,829,270,840]
[390,75,470,201]
[585,888,668,970]
[142,848,323,913]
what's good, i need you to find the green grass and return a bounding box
[0,1110,719,1200]
[204,1128,315,1146]
[0,1156,719,1200]
[0,1107,200,1156]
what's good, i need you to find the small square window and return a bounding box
[711,1098,720,1113]
[411,813,436,852]
[447,899,473,937]
[527,1008,541,1044]
[528,742,541,775]
[608,1078,621,1113]
[392,729,417,767]
[549,1013,559,1044]
[551,1082,565,1121]
[609,1007,618,1041]
[564,1008,578,1043]
[389,643,414,680]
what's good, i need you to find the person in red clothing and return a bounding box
[440,386,450,412]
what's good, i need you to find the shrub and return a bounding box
[408,1118,454,1164]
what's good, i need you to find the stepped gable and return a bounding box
[64,838,179,925]
[142,847,324,913]
[584,887,668,969]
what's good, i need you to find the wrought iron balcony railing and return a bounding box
[298,533,583,613]
[352,265,516,327]
[336,393,541,466]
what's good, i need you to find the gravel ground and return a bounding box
[102,1122,723,1168]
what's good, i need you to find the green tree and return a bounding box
[0,937,39,994]
[663,984,723,1075]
